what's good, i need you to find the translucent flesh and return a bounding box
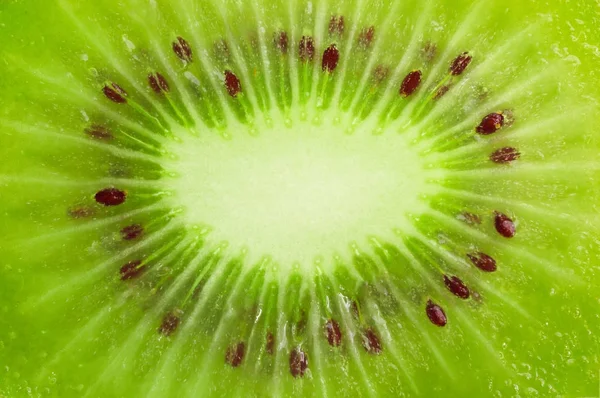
[0,0,599,397]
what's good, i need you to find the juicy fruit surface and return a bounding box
[1,0,600,397]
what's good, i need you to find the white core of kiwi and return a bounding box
[165,115,435,270]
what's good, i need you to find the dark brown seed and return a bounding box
[68,206,95,219]
[95,188,126,206]
[120,260,144,280]
[467,252,497,272]
[361,327,382,354]
[358,26,375,47]
[399,70,422,97]
[328,15,345,35]
[214,39,230,63]
[434,85,450,100]
[322,44,339,72]
[325,319,342,347]
[426,300,447,327]
[102,83,127,103]
[490,147,520,164]
[494,212,516,238]
[299,36,315,62]
[224,70,242,97]
[121,224,144,240]
[158,310,181,336]
[289,348,308,378]
[172,36,192,62]
[84,124,113,140]
[148,73,169,94]
[372,65,389,84]
[266,332,275,355]
[225,342,245,367]
[275,31,288,54]
[443,275,470,299]
[476,112,504,135]
[449,52,472,75]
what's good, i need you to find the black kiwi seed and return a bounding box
[289,348,308,378]
[361,327,382,355]
[494,212,516,238]
[322,45,340,72]
[490,147,520,164]
[148,72,170,94]
[158,310,182,336]
[467,252,497,272]
[298,36,315,62]
[172,36,193,63]
[476,112,505,135]
[443,275,470,299]
[94,188,126,206]
[224,70,242,97]
[120,224,144,240]
[449,51,472,75]
[325,318,342,347]
[328,15,345,36]
[274,31,289,54]
[425,300,447,327]
[399,70,423,97]
[84,124,113,140]
[102,82,127,103]
[225,342,246,367]
[119,260,145,281]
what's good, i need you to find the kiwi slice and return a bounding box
[1,0,599,396]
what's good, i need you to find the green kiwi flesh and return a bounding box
[1,0,600,396]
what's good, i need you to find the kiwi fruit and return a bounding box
[1,0,599,396]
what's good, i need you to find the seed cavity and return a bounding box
[372,65,389,84]
[289,348,308,378]
[172,36,192,63]
[399,70,422,97]
[275,31,288,54]
[449,52,472,76]
[490,147,520,163]
[148,72,170,94]
[214,39,230,63]
[328,15,345,36]
[459,212,482,225]
[358,26,375,47]
[120,260,144,280]
[102,82,127,103]
[421,41,437,62]
[121,224,144,240]
[425,300,447,327]
[467,252,497,272]
[299,36,315,62]
[225,342,245,367]
[68,206,95,219]
[434,85,450,100]
[494,211,516,238]
[476,112,504,135]
[158,310,182,336]
[443,275,470,299]
[325,319,342,347]
[322,44,340,72]
[224,70,242,97]
[266,332,275,355]
[361,327,382,355]
[94,188,126,206]
[84,124,113,140]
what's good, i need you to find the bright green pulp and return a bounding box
[1,0,599,397]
